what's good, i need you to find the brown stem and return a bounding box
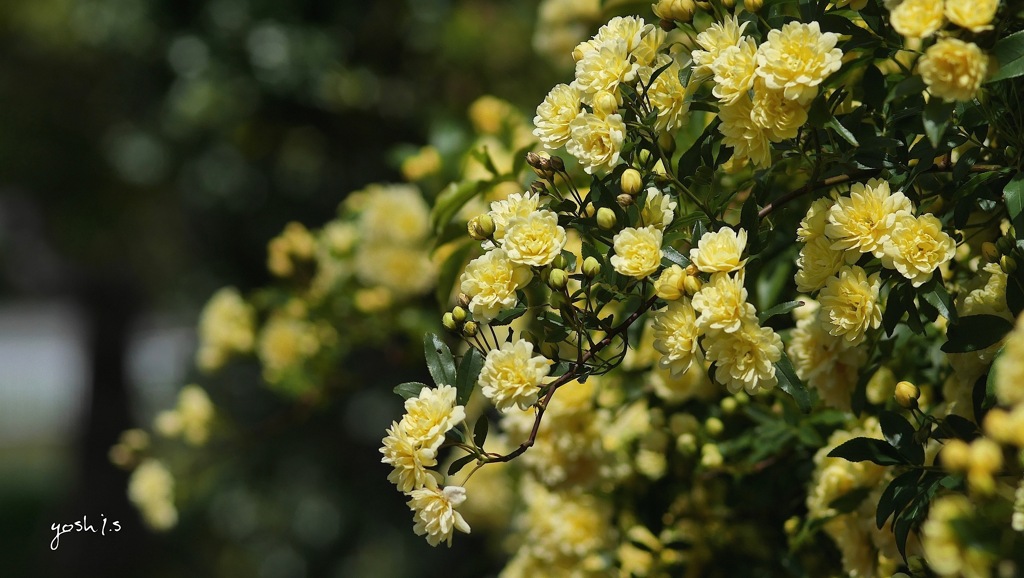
[483,294,659,464]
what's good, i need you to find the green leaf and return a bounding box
[933,414,979,441]
[923,98,954,149]
[940,314,1014,353]
[1005,172,1024,242]
[394,381,428,400]
[435,240,475,307]
[424,333,457,386]
[489,306,528,327]
[827,115,859,146]
[430,179,488,232]
[828,486,872,514]
[662,246,690,268]
[775,351,812,413]
[455,348,484,406]
[758,300,804,324]
[879,410,924,465]
[448,453,477,476]
[920,275,957,323]
[473,416,489,448]
[470,145,500,177]
[827,436,907,466]
[876,469,923,529]
[988,29,1024,83]
[886,76,926,104]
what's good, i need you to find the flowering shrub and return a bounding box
[378,0,1024,576]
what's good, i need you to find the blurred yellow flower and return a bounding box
[945,0,998,32]
[196,287,255,373]
[918,38,989,102]
[889,0,944,39]
[128,458,177,531]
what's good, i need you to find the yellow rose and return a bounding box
[918,38,989,102]
[611,226,664,278]
[889,0,944,39]
[754,21,843,104]
[945,0,998,32]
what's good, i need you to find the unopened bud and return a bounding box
[549,155,565,172]
[530,180,548,195]
[621,169,643,196]
[982,241,1000,263]
[705,417,724,437]
[442,312,458,332]
[685,264,699,276]
[683,275,702,296]
[583,203,596,218]
[997,236,1015,255]
[1001,254,1017,274]
[617,193,634,207]
[721,397,738,415]
[593,91,619,116]
[583,256,602,279]
[744,0,763,11]
[784,517,800,536]
[655,265,686,301]
[722,0,734,7]
[548,269,569,291]
[452,306,467,324]
[894,380,920,409]
[652,0,696,23]
[467,214,495,240]
[552,254,569,271]
[526,151,555,179]
[658,132,676,156]
[462,321,478,337]
[597,207,617,230]
[457,293,471,308]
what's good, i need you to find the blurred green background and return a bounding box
[0,0,572,575]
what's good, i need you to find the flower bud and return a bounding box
[720,397,738,415]
[583,203,596,218]
[442,312,458,332]
[583,256,602,279]
[467,214,495,240]
[621,168,643,196]
[526,151,555,179]
[549,155,565,172]
[548,268,569,291]
[722,0,734,7]
[593,91,619,117]
[683,275,703,296]
[462,321,478,337]
[744,0,763,11]
[784,517,800,536]
[997,235,1015,255]
[652,0,695,23]
[596,207,617,230]
[1001,254,1017,274]
[705,417,724,437]
[530,180,548,195]
[616,193,634,207]
[981,241,1000,263]
[941,439,971,471]
[655,265,686,301]
[552,254,569,270]
[685,264,699,276]
[457,293,471,308]
[894,380,920,409]
[452,306,467,324]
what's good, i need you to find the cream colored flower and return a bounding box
[578,15,664,68]
[487,191,541,247]
[788,301,867,410]
[692,16,747,76]
[795,235,847,293]
[704,320,781,394]
[611,226,664,278]
[718,95,773,168]
[751,77,810,141]
[645,56,690,132]
[502,209,567,267]
[380,421,439,493]
[922,495,994,577]
[889,0,945,39]
[573,39,637,101]
[196,287,255,373]
[797,197,835,242]
[692,272,757,333]
[825,178,914,257]
[400,384,466,449]
[818,265,882,348]
[128,458,177,531]
[267,221,317,277]
[945,0,998,32]
[258,313,323,384]
[357,183,431,246]
[994,313,1024,407]
[154,384,215,446]
[408,485,471,547]
[755,21,843,104]
[654,264,687,301]
[918,38,989,103]
[534,83,583,149]
[881,213,956,286]
[690,227,748,273]
[566,112,626,174]
[479,340,552,412]
[460,248,533,321]
[711,38,758,105]
[652,298,701,376]
[355,245,436,297]
[641,187,676,229]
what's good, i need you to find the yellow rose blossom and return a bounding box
[718,95,773,168]
[652,298,701,376]
[703,320,782,394]
[690,227,748,273]
[267,221,317,277]
[357,183,431,246]
[196,287,256,373]
[479,339,553,412]
[750,77,810,141]
[692,16,747,76]
[257,313,322,384]
[645,55,690,132]
[487,191,541,247]
[825,178,913,257]
[128,458,178,531]
[889,0,945,39]
[640,187,676,229]
[795,235,847,293]
[572,39,637,102]
[711,38,758,105]
[610,225,664,278]
[797,196,835,242]
[407,485,471,547]
[918,38,989,103]
[354,245,436,297]
[566,111,626,174]
[654,264,687,300]
[818,265,882,348]
[754,21,843,104]
[460,248,533,321]
[502,209,568,267]
[153,384,215,446]
[691,272,757,334]
[380,422,440,493]
[994,313,1024,407]
[881,213,956,286]
[944,0,998,32]
[922,495,994,577]
[400,384,467,450]
[788,301,867,410]
[534,83,582,149]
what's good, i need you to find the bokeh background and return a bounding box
[0,0,583,575]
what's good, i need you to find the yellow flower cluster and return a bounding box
[195,286,256,373]
[921,495,995,577]
[696,18,839,168]
[154,384,215,446]
[267,221,317,278]
[257,304,334,387]
[478,339,553,412]
[460,248,534,322]
[890,0,998,38]
[128,458,178,531]
[787,299,866,410]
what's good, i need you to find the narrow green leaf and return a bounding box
[827,116,859,146]
[827,437,907,466]
[988,29,1024,83]
[662,246,690,268]
[758,300,804,324]
[923,98,954,148]
[424,333,457,386]
[940,314,1014,353]
[879,410,924,465]
[473,416,489,448]
[775,351,812,413]
[448,453,477,476]
[430,179,488,232]
[455,348,485,406]
[489,306,528,327]
[1005,172,1024,241]
[876,469,923,529]
[394,381,428,400]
